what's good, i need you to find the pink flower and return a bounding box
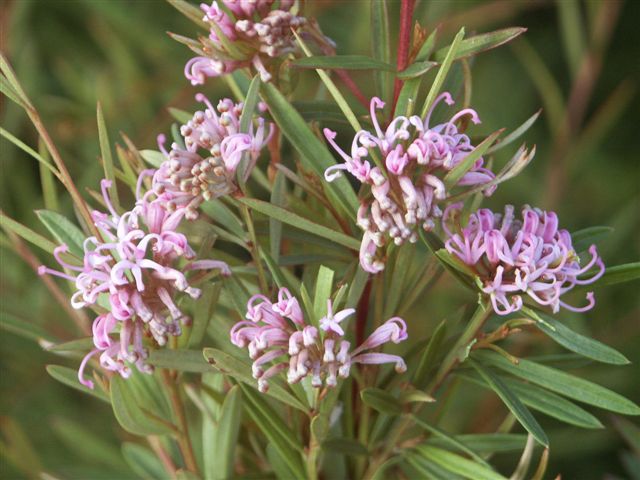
[39,176,230,387]
[324,94,496,273]
[183,1,308,84]
[151,94,273,219]
[231,289,408,392]
[443,204,605,315]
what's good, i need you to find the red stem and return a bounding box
[355,279,372,347]
[392,0,416,113]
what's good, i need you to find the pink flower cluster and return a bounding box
[230,288,408,392]
[185,0,306,84]
[152,94,273,220]
[324,94,496,274]
[40,179,230,388]
[443,205,605,315]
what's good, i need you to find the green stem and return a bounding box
[240,204,269,293]
[162,370,199,475]
[362,301,492,480]
[428,301,492,393]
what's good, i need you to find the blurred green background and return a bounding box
[1,0,638,478]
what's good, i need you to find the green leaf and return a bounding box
[426,434,528,454]
[474,350,640,415]
[419,231,473,289]
[0,212,58,253]
[200,199,246,240]
[443,129,503,189]
[371,0,391,101]
[458,372,603,429]
[570,226,614,253]
[270,170,286,262]
[396,29,438,116]
[0,73,29,109]
[202,348,307,411]
[526,309,630,365]
[292,55,395,71]
[322,438,369,456]
[487,110,541,155]
[593,262,640,287]
[313,266,335,323]
[346,265,369,309]
[237,74,261,184]
[97,102,120,209]
[110,376,175,436]
[212,385,242,478]
[261,83,358,215]
[434,27,527,62]
[146,349,212,373]
[413,319,447,388]
[140,149,165,168]
[188,282,221,349]
[360,388,402,415]
[0,126,60,180]
[240,385,306,478]
[46,365,110,403]
[44,337,94,352]
[52,417,124,469]
[397,61,437,79]
[238,198,360,250]
[414,445,507,480]
[266,443,300,480]
[122,443,167,480]
[36,210,85,257]
[420,28,465,118]
[469,359,548,446]
[411,416,490,467]
[166,0,208,28]
[1,312,54,343]
[168,107,193,124]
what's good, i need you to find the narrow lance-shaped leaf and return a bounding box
[434,27,527,62]
[0,212,58,253]
[413,445,508,480]
[237,74,261,184]
[371,0,391,101]
[202,348,308,411]
[487,109,541,155]
[523,307,630,365]
[443,129,503,189]
[570,226,613,253]
[270,170,286,262]
[420,28,465,118]
[213,385,242,478]
[122,443,167,480]
[110,376,176,436]
[240,385,306,478]
[474,350,640,415]
[46,365,110,403]
[469,359,549,446]
[261,83,358,215]
[238,197,360,250]
[458,371,603,429]
[292,55,395,71]
[36,210,85,257]
[360,388,402,415]
[97,102,120,209]
[313,265,335,322]
[146,349,212,373]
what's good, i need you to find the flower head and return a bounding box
[185,1,307,84]
[443,204,605,315]
[39,177,230,387]
[152,94,273,219]
[231,289,407,392]
[324,94,496,273]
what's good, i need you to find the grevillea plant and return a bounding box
[1,1,639,479]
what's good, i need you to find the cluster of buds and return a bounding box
[185,0,306,84]
[230,288,408,392]
[39,179,230,387]
[443,204,605,315]
[324,94,496,274]
[152,94,273,220]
